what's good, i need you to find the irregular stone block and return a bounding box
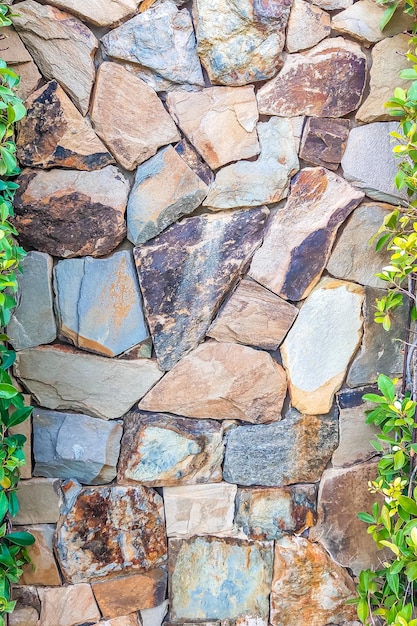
[332,400,379,468]
[14,59,42,101]
[54,250,149,357]
[14,166,129,259]
[286,0,330,53]
[92,617,140,626]
[20,524,61,586]
[140,341,287,423]
[9,607,39,626]
[249,168,364,301]
[309,0,352,9]
[270,537,356,626]
[141,601,169,626]
[14,478,62,525]
[169,537,273,621]
[7,251,56,351]
[166,86,260,169]
[92,570,167,618]
[257,38,366,117]
[38,584,100,626]
[90,62,180,170]
[47,0,142,27]
[14,345,163,420]
[204,117,299,209]
[56,485,167,583]
[127,145,208,245]
[208,278,298,350]
[118,412,224,486]
[175,139,214,187]
[12,0,97,114]
[223,406,338,486]
[17,81,114,170]
[101,2,204,88]
[0,26,33,65]
[134,207,269,370]
[194,0,291,85]
[299,117,349,171]
[33,408,123,484]
[11,586,40,614]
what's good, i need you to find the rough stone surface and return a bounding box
[56,485,167,583]
[270,537,356,626]
[9,608,39,626]
[299,118,349,171]
[20,525,61,586]
[309,0,353,10]
[92,618,140,626]
[14,478,62,525]
[14,58,42,101]
[0,28,42,99]
[134,207,269,370]
[14,345,163,420]
[286,0,330,53]
[204,117,299,209]
[54,251,149,357]
[281,278,364,414]
[257,38,366,117]
[249,168,364,300]
[33,408,123,484]
[47,0,142,27]
[332,401,379,468]
[118,412,224,486]
[140,341,287,423]
[90,62,180,170]
[235,485,316,540]
[14,166,129,258]
[101,2,204,88]
[166,86,260,169]
[7,251,56,351]
[92,570,167,618]
[127,145,208,245]
[223,406,338,486]
[141,601,169,626]
[174,139,214,186]
[12,0,97,114]
[37,584,100,626]
[169,537,273,621]
[17,81,114,170]
[208,278,298,349]
[193,0,291,86]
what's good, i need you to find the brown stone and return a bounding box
[17,81,114,170]
[257,38,367,117]
[140,341,287,423]
[38,584,100,626]
[20,525,61,586]
[9,607,39,626]
[286,0,330,53]
[46,0,142,27]
[90,62,180,170]
[14,59,42,101]
[300,117,349,170]
[93,618,140,626]
[0,26,32,65]
[14,166,129,258]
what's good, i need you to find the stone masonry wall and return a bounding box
[2,0,413,624]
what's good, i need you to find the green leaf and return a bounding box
[0,492,7,522]
[4,532,34,546]
[378,374,396,402]
[406,561,417,581]
[7,491,18,518]
[0,384,17,400]
[357,597,369,623]
[398,495,417,516]
[357,512,374,523]
[5,405,32,429]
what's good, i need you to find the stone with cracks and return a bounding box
[12,0,97,115]
[37,585,100,626]
[286,0,330,53]
[140,341,287,423]
[46,0,142,27]
[134,207,269,370]
[299,118,349,171]
[92,570,167,618]
[257,38,366,118]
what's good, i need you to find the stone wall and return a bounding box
[3,0,412,625]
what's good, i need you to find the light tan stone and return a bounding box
[90,62,180,170]
[21,525,61,586]
[166,86,259,169]
[308,0,352,9]
[0,26,32,65]
[38,584,100,626]
[92,570,167,618]
[93,618,140,626]
[14,59,42,101]
[14,478,62,525]
[332,404,379,468]
[286,0,330,53]
[46,0,142,27]
[9,607,39,626]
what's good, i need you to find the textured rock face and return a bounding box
[249,168,364,301]
[141,601,168,626]
[299,117,349,170]
[134,207,268,370]
[0,26,42,100]
[14,166,129,259]
[223,406,338,486]
[127,146,208,245]
[281,279,364,414]
[20,525,61,586]
[193,0,291,86]
[169,537,273,621]
[47,0,142,27]
[14,478,62,525]
[17,81,113,170]
[90,63,180,170]
[175,139,214,186]
[140,341,287,423]
[270,537,356,626]
[92,570,167,618]
[286,0,330,53]
[118,412,224,486]
[56,485,167,583]
[257,38,366,117]
[38,585,100,626]
[332,403,379,468]
[166,87,260,169]
[14,345,163,420]
[12,1,97,115]
[13,58,42,101]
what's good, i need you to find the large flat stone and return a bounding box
[134,207,269,370]
[54,250,149,357]
[223,406,338,486]
[169,537,273,621]
[14,345,163,420]
[286,0,330,53]
[20,524,61,586]
[166,86,259,169]
[38,584,100,626]
[249,168,364,301]
[46,0,142,27]
[257,38,366,117]
[92,570,167,618]
[14,478,62,525]
[118,412,224,486]
[56,485,167,583]
[13,0,97,114]
[299,117,349,171]
[140,341,287,423]
[204,117,299,209]
[14,166,129,258]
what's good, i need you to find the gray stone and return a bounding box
[33,407,123,484]
[332,402,379,468]
[223,406,339,486]
[14,345,163,420]
[141,601,169,626]
[54,251,149,357]
[14,478,62,525]
[134,207,269,370]
[7,251,56,351]
[286,0,330,53]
